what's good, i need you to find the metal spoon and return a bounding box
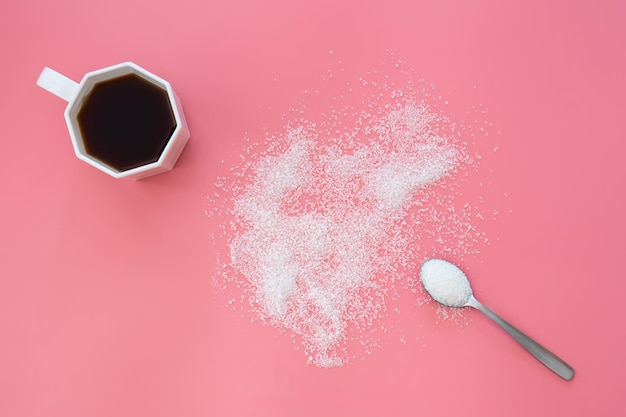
[420,258,575,380]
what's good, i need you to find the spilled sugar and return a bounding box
[209,60,495,367]
[229,103,459,367]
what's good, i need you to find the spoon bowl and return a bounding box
[420,258,575,381]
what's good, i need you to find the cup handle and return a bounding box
[36,67,80,102]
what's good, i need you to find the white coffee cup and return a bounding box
[37,62,190,180]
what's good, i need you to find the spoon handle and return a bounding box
[465,295,575,380]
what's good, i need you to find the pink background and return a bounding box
[1,0,625,416]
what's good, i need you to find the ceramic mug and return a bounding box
[37,62,190,180]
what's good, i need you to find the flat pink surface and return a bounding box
[1,0,625,416]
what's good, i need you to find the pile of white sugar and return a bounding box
[221,100,469,367]
[419,258,472,307]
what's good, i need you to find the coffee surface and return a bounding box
[77,74,176,172]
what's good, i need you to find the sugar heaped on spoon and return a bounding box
[420,258,575,380]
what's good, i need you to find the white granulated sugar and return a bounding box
[225,100,464,367]
[420,258,472,308]
[210,59,495,367]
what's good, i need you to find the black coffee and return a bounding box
[77,74,177,172]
